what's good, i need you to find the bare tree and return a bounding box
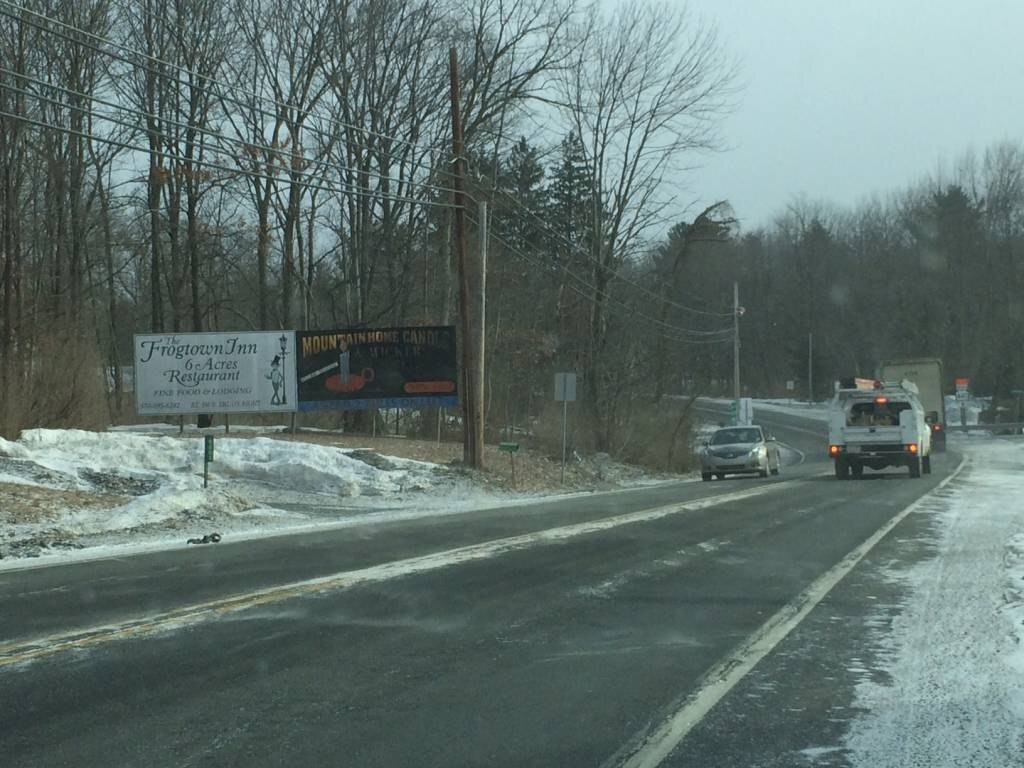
[558,0,735,448]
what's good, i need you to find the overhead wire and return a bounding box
[0,66,461,202]
[470,212,733,345]
[0,0,458,180]
[0,106,460,210]
[465,160,735,318]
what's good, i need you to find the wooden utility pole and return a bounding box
[449,47,482,468]
[477,201,488,463]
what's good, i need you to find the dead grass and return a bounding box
[0,481,126,525]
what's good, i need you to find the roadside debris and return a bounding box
[186,532,222,545]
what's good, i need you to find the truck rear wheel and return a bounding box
[922,456,932,475]
[909,456,922,478]
[851,463,863,479]
[834,458,850,480]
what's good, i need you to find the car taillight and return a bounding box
[829,445,840,457]
[907,443,919,454]
[932,424,943,432]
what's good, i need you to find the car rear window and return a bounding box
[711,428,762,444]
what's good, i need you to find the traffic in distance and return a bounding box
[705,357,949,482]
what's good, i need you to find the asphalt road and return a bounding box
[0,407,963,767]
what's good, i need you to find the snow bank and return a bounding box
[0,435,31,459]
[846,441,1024,766]
[0,429,449,559]
[1006,532,1024,716]
[15,429,435,498]
[751,399,830,422]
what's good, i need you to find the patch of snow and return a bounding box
[845,440,1024,767]
[0,436,31,459]
[1005,532,1024,716]
[752,399,830,422]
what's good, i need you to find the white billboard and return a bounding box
[134,332,297,415]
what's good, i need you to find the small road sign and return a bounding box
[554,372,577,402]
[554,372,577,484]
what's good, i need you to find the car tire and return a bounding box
[922,456,932,475]
[909,456,922,478]
[770,463,780,476]
[759,467,769,478]
[834,458,850,480]
[851,463,863,479]
[715,473,725,480]
[701,472,712,482]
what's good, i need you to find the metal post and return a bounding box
[561,398,568,484]
[733,282,740,401]
[808,332,814,404]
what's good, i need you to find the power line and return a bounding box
[0,66,461,202]
[0,0,456,179]
[0,106,459,210]
[473,214,733,344]
[466,163,734,319]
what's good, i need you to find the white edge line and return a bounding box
[613,454,970,768]
[0,478,804,664]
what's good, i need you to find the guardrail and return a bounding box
[946,423,1024,433]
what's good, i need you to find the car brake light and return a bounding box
[932,424,943,432]
[829,445,840,457]
[907,443,918,454]
[875,396,888,405]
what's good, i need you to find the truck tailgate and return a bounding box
[840,427,906,452]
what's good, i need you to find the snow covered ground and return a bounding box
[698,397,830,423]
[0,427,677,566]
[751,399,830,422]
[845,438,1024,766]
[0,428,535,565]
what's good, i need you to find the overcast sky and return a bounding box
[682,0,1024,230]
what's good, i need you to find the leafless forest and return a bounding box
[1,0,1022,468]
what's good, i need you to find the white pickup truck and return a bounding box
[827,379,932,479]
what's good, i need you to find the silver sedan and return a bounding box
[699,426,781,481]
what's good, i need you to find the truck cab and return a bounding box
[828,379,932,479]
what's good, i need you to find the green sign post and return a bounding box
[204,435,214,488]
[499,442,519,489]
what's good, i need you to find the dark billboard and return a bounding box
[295,326,459,412]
